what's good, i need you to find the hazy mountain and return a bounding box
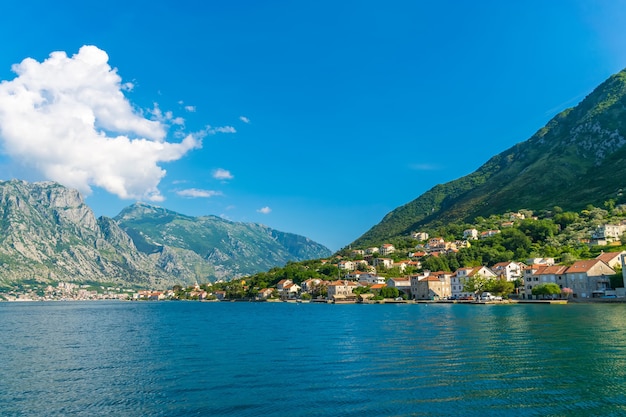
[353,68,626,247]
[114,203,332,280]
[0,180,331,289]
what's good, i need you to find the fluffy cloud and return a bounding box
[0,45,203,201]
[257,206,271,214]
[212,168,233,180]
[176,188,222,198]
[239,116,250,123]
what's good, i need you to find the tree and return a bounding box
[462,274,493,297]
[379,286,400,299]
[609,268,623,290]
[486,278,515,298]
[531,283,561,299]
[518,219,559,242]
[353,285,371,295]
[554,211,579,228]
[421,255,449,272]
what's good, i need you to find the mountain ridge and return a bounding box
[0,180,331,289]
[352,68,626,247]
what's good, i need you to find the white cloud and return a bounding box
[212,168,233,180]
[176,188,222,198]
[207,125,236,134]
[257,206,271,214]
[239,116,250,123]
[184,105,196,112]
[0,45,208,201]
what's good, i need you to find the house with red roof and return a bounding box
[595,251,626,269]
[257,288,274,299]
[565,259,615,298]
[327,280,360,302]
[411,272,452,300]
[380,243,396,256]
[522,264,569,299]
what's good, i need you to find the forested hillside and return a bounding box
[353,69,626,248]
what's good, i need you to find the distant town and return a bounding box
[3,210,626,304]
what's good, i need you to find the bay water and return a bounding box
[1,301,626,416]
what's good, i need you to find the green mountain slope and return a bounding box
[115,203,332,280]
[353,69,626,247]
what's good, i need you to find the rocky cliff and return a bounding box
[0,180,172,288]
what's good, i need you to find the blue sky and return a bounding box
[0,1,626,251]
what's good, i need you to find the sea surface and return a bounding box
[1,301,626,416]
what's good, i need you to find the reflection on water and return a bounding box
[2,302,626,416]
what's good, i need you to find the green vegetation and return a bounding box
[531,283,562,299]
[461,275,515,298]
[185,202,626,301]
[363,204,626,273]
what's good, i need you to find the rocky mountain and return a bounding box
[0,180,172,289]
[353,68,626,247]
[0,180,331,289]
[114,203,332,281]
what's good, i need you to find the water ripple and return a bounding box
[2,302,626,416]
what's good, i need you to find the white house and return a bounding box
[380,244,396,256]
[356,273,386,285]
[373,258,394,269]
[387,277,412,297]
[327,280,359,301]
[463,228,479,240]
[591,224,626,244]
[491,261,525,282]
[451,266,497,299]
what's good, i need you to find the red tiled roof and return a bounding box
[596,252,624,263]
[536,265,568,275]
[566,259,612,274]
[419,276,442,282]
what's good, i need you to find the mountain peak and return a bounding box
[352,67,626,247]
[0,181,331,288]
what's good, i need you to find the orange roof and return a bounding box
[596,252,624,263]
[419,276,441,282]
[536,265,568,275]
[327,280,359,286]
[566,259,611,273]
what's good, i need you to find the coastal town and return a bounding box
[3,208,626,303]
[4,220,625,304]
